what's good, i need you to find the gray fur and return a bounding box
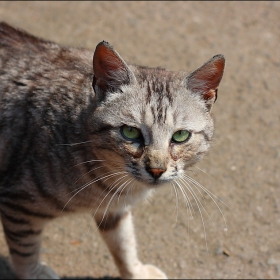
[0,22,225,279]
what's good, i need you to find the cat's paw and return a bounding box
[35,262,60,279]
[121,263,168,279]
[141,264,168,279]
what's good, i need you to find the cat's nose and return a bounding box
[146,167,166,180]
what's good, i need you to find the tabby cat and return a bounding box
[0,22,225,279]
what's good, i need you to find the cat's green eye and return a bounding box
[121,125,142,141]
[172,130,190,143]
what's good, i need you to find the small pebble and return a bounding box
[277,264,280,274]
[215,247,223,255]
[216,272,223,278]
[179,260,186,269]
[223,249,231,257]
[267,257,277,265]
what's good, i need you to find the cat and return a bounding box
[0,22,225,279]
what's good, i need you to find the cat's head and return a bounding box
[89,41,225,187]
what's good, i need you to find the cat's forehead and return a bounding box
[134,65,185,89]
[98,66,208,132]
[104,87,207,134]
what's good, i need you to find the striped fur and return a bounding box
[0,22,224,279]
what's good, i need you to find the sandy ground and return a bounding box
[0,1,279,279]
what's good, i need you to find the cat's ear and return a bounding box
[185,54,225,111]
[92,41,136,99]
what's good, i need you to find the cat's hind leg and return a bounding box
[95,209,168,279]
[0,213,59,279]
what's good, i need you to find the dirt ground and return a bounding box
[0,1,279,279]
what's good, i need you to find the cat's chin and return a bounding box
[136,178,170,189]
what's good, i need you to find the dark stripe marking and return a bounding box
[92,124,114,134]
[4,228,42,239]
[0,210,30,225]
[0,201,54,219]
[9,248,35,258]
[96,211,128,231]
[194,131,211,142]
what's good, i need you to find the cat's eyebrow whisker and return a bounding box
[73,158,125,167]
[57,140,95,146]
[72,160,106,167]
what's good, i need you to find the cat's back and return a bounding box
[0,21,52,52]
[0,22,93,76]
[0,22,94,173]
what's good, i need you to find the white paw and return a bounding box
[36,263,60,279]
[141,264,168,279]
[121,263,168,279]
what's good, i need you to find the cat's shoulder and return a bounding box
[0,22,92,72]
[0,22,55,50]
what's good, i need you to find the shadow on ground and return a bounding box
[0,254,119,280]
[0,255,16,279]
[61,277,120,280]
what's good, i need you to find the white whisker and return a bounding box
[85,173,130,237]
[174,180,195,221]
[173,180,192,236]
[91,173,130,221]
[117,177,134,204]
[180,177,214,225]
[171,182,179,226]
[194,166,212,178]
[100,178,134,227]
[57,140,94,146]
[62,171,126,211]
[74,165,105,184]
[183,174,228,230]
[184,174,229,209]
[123,179,136,209]
[177,178,209,253]
[95,178,132,230]
[64,168,123,197]
[72,159,106,167]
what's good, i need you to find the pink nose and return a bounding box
[146,168,166,180]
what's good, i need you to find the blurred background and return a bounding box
[0,1,279,279]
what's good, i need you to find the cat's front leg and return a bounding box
[1,215,59,279]
[95,209,168,279]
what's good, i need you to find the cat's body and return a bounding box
[0,22,225,279]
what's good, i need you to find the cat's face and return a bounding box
[91,73,213,187]
[89,41,224,188]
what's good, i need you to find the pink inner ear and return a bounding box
[187,55,225,100]
[93,42,125,81]
[203,89,216,100]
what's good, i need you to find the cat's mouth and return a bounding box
[133,174,171,188]
[127,163,175,187]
